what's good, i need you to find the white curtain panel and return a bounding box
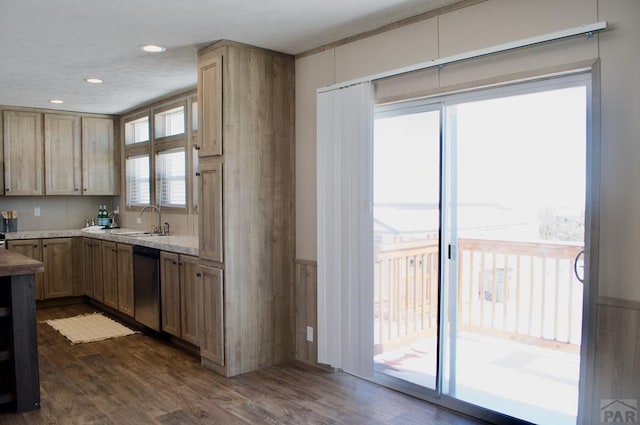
[316,82,374,377]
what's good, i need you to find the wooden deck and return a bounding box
[374,238,583,353]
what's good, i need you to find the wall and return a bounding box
[0,196,115,231]
[118,209,198,237]
[295,0,640,421]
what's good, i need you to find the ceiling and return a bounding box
[0,0,459,115]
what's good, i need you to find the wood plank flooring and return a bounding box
[0,304,486,424]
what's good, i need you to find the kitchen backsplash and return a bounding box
[0,196,115,231]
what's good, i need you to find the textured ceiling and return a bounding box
[0,0,459,114]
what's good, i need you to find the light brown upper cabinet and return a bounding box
[3,110,43,196]
[82,117,119,195]
[197,53,222,156]
[44,114,82,195]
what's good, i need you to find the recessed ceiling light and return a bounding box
[140,44,167,53]
[49,99,64,104]
[85,77,103,84]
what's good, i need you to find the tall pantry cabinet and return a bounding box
[196,41,295,377]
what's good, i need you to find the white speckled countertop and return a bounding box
[2,228,199,257]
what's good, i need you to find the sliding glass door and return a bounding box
[445,83,587,424]
[373,104,441,393]
[372,75,590,424]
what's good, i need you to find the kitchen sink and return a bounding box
[109,230,166,237]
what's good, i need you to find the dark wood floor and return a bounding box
[0,303,486,425]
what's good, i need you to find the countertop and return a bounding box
[0,249,45,277]
[2,228,199,257]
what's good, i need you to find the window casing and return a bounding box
[123,94,195,212]
[124,115,150,145]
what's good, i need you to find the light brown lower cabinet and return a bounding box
[6,240,44,300]
[160,252,199,345]
[160,252,181,337]
[101,241,118,309]
[91,240,104,302]
[42,238,73,299]
[7,238,73,300]
[82,238,134,318]
[180,256,199,345]
[82,238,95,298]
[197,264,224,366]
[116,244,134,317]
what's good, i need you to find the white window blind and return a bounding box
[126,155,150,206]
[316,82,374,377]
[156,148,186,208]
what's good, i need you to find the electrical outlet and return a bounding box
[34,207,40,216]
[306,326,314,342]
[136,217,142,224]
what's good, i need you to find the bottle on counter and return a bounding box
[98,205,106,227]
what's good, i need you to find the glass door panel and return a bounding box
[446,85,587,424]
[373,107,441,392]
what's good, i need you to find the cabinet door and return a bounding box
[42,238,73,299]
[116,244,134,317]
[198,159,223,263]
[160,252,181,337]
[101,241,118,309]
[180,255,199,345]
[198,265,224,366]
[91,239,104,302]
[44,114,81,195]
[82,117,118,195]
[6,240,43,300]
[3,111,43,196]
[82,238,94,298]
[197,53,223,156]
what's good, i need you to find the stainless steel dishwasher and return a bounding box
[133,245,161,331]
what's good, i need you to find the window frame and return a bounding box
[122,92,195,213]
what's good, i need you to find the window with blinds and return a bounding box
[156,148,186,208]
[122,93,195,212]
[126,154,151,206]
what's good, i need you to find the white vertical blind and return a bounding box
[126,155,150,206]
[316,82,374,377]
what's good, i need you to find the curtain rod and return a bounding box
[317,21,607,94]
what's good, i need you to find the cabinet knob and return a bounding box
[83,188,87,191]
[34,244,39,248]
[196,272,202,277]
[75,188,79,192]
[172,261,177,265]
[178,262,183,266]
[194,144,200,150]
[195,172,200,177]
[5,188,9,192]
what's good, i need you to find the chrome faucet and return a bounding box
[139,205,163,234]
